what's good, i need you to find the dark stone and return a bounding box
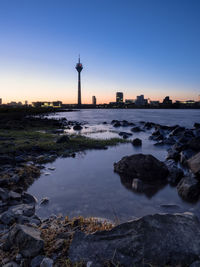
[69,212,200,266]
[3,224,44,258]
[177,175,200,202]
[132,138,142,146]
[131,126,142,132]
[187,137,200,152]
[166,148,180,161]
[114,154,169,183]
[40,197,49,205]
[170,126,185,136]
[187,152,200,176]
[180,149,195,165]
[31,255,45,267]
[113,122,121,127]
[56,135,70,143]
[0,155,14,165]
[73,125,83,130]
[194,123,200,129]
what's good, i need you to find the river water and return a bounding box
[28,109,200,222]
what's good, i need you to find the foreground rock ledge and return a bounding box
[69,213,200,266]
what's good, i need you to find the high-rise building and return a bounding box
[135,95,147,106]
[92,96,96,105]
[0,98,2,105]
[116,92,123,103]
[75,56,83,107]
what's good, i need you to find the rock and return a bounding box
[56,135,70,143]
[187,152,200,176]
[187,137,200,152]
[31,255,45,267]
[165,160,184,185]
[3,262,20,267]
[114,154,169,183]
[131,126,142,132]
[22,192,37,204]
[4,224,44,258]
[132,138,142,146]
[180,149,195,165]
[177,175,200,202]
[40,258,53,267]
[0,204,35,225]
[40,197,49,205]
[118,132,132,137]
[69,212,200,266]
[169,126,185,136]
[8,191,21,200]
[166,147,180,161]
[113,122,121,127]
[73,125,83,130]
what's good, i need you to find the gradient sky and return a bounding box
[0,0,200,104]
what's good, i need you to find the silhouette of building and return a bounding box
[135,95,147,106]
[25,100,28,105]
[125,99,134,104]
[32,101,62,108]
[0,98,2,105]
[76,56,83,107]
[116,92,123,103]
[163,96,172,105]
[92,96,96,105]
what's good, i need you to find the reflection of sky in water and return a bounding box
[28,114,200,221]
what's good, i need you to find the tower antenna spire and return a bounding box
[78,54,80,63]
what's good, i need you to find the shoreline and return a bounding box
[0,108,200,266]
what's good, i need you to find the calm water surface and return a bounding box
[28,109,200,221]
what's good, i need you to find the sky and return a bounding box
[0,0,200,104]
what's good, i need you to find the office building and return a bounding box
[116,92,123,103]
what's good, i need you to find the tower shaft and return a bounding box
[78,72,81,106]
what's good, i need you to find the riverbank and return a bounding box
[1,108,200,266]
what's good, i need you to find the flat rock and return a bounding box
[69,212,200,266]
[4,224,44,258]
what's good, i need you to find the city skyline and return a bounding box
[0,0,200,103]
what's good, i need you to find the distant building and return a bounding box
[25,100,28,105]
[0,98,2,105]
[163,96,172,105]
[92,96,96,105]
[116,92,123,103]
[135,95,148,106]
[32,101,62,108]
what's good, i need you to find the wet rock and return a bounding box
[165,160,184,185]
[187,152,200,176]
[4,224,44,258]
[56,135,70,143]
[73,125,83,130]
[31,255,45,267]
[166,147,180,161]
[69,212,200,266]
[114,154,169,183]
[131,126,142,132]
[40,197,49,205]
[169,126,185,136]
[40,258,53,267]
[118,132,132,139]
[22,192,37,204]
[132,138,142,146]
[113,122,121,127]
[180,149,195,165]
[177,175,200,202]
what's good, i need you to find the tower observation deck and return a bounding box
[76,56,83,107]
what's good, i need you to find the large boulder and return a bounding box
[177,175,200,202]
[165,160,184,185]
[114,154,169,183]
[3,224,44,258]
[187,152,200,176]
[69,213,200,266]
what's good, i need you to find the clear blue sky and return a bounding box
[0,0,200,103]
